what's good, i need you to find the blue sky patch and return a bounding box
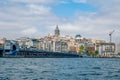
[51,2,96,17]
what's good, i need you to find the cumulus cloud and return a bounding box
[0,0,120,42]
[56,0,120,42]
[27,4,51,15]
[21,27,38,36]
[11,0,55,3]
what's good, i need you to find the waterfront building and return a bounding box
[17,37,41,50]
[74,34,89,53]
[61,41,68,52]
[0,38,6,56]
[0,38,6,48]
[86,42,95,52]
[53,40,61,52]
[90,39,106,43]
[115,42,120,54]
[53,40,68,52]
[85,39,107,53]
[26,39,40,50]
[96,43,115,56]
[0,38,19,56]
[37,39,44,50]
[75,35,89,45]
[68,39,76,53]
[17,37,30,49]
[42,40,53,51]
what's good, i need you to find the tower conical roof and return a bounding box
[54,25,60,37]
[55,25,59,30]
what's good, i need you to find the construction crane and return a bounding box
[109,30,115,43]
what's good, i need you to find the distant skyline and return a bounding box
[0,0,120,42]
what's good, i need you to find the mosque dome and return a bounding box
[75,34,82,39]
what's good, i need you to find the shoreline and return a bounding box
[1,56,120,58]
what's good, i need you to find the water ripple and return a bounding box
[0,58,120,80]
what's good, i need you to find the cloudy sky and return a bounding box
[0,0,120,42]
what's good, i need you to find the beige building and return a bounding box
[68,39,76,53]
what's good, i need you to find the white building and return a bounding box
[17,37,41,50]
[115,42,120,54]
[3,40,19,55]
[17,37,30,49]
[52,40,68,52]
[96,43,116,56]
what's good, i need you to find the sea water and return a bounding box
[0,58,120,80]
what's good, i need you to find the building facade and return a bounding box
[96,43,115,56]
[115,42,120,54]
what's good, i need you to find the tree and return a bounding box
[94,50,99,56]
[79,45,85,54]
[87,50,99,57]
[87,51,94,56]
[118,52,120,55]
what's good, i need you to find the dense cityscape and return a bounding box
[0,26,120,58]
[1,0,120,80]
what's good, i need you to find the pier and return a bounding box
[0,49,81,58]
[0,48,3,57]
[18,49,81,58]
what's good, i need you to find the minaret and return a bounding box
[54,25,60,37]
